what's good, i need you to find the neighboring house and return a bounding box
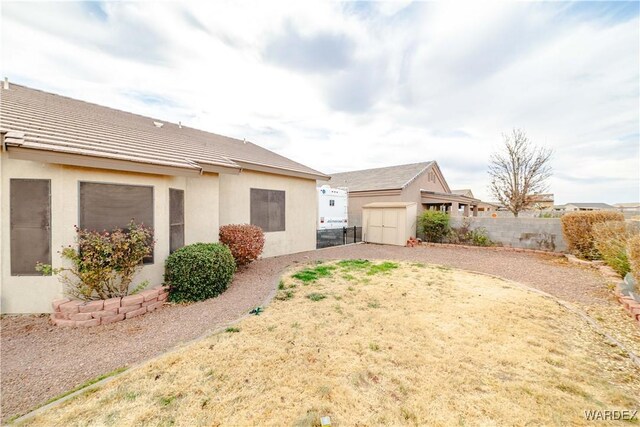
[451,189,500,212]
[1,83,328,313]
[329,162,480,228]
[554,203,616,212]
[529,193,554,210]
[614,202,640,213]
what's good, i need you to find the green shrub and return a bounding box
[628,234,640,290]
[592,221,634,276]
[219,224,265,267]
[36,222,153,300]
[417,210,450,242]
[470,228,493,247]
[448,220,493,247]
[560,211,624,260]
[164,243,236,302]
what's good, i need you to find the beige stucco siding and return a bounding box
[219,170,317,258]
[346,166,449,228]
[1,153,220,313]
[347,193,403,227]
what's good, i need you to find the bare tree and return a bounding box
[488,129,552,217]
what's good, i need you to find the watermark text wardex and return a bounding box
[584,410,637,421]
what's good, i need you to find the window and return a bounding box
[10,179,51,275]
[250,188,285,232]
[79,182,154,263]
[329,199,335,206]
[169,188,184,253]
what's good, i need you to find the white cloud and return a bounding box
[1,0,638,203]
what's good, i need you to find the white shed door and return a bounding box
[382,209,398,245]
[366,208,400,245]
[367,209,383,243]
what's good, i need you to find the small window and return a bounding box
[250,188,285,232]
[80,182,154,263]
[10,179,51,275]
[329,199,335,206]
[169,188,184,253]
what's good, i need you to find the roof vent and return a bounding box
[3,77,8,90]
[153,121,164,128]
[178,121,182,129]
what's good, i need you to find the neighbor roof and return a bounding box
[451,189,474,198]
[564,203,615,209]
[0,83,328,180]
[329,162,434,192]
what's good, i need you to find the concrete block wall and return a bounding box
[450,217,567,252]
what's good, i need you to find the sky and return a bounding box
[1,1,638,204]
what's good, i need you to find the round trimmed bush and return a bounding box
[165,243,236,302]
[219,224,265,267]
[561,211,624,260]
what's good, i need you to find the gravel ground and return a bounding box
[0,244,622,422]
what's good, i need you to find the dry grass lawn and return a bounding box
[23,260,640,426]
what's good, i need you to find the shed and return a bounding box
[362,202,417,246]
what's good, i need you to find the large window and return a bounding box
[169,188,184,253]
[250,188,285,232]
[79,182,154,263]
[10,179,51,275]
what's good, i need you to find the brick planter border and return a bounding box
[419,242,565,257]
[50,286,169,327]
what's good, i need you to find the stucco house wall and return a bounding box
[345,165,450,227]
[219,170,317,257]
[0,153,221,313]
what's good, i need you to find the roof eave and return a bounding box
[233,159,330,181]
[5,145,203,177]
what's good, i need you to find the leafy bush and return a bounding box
[628,234,640,289]
[36,222,153,301]
[448,220,492,247]
[164,243,236,302]
[560,211,624,260]
[417,210,450,242]
[592,221,634,276]
[219,224,265,267]
[469,228,493,247]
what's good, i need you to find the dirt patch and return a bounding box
[23,261,640,426]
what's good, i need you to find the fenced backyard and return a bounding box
[316,226,362,249]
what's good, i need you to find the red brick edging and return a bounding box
[616,293,640,326]
[50,286,169,327]
[419,242,565,257]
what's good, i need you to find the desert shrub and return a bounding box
[36,222,153,301]
[164,243,236,302]
[448,220,493,247]
[592,221,634,277]
[469,228,493,247]
[219,224,265,267]
[628,234,640,289]
[417,210,450,242]
[561,211,624,260]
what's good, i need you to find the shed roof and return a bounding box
[329,162,434,192]
[0,83,328,180]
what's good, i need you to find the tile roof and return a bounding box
[451,189,474,198]
[0,83,328,179]
[565,202,615,209]
[329,161,434,192]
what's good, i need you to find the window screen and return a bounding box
[169,188,184,253]
[250,188,285,232]
[79,182,154,263]
[10,179,51,275]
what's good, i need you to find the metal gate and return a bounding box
[316,226,362,249]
